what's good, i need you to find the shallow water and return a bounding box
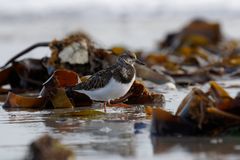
[1,80,240,160]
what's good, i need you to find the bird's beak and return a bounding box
[136,59,145,65]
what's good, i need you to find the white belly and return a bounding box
[76,75,135,101]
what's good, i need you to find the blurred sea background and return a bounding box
[1,0,240,65]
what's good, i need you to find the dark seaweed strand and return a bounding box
[1,42,50,69]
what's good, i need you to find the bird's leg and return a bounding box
[106,100,111,106]
[100,101,110,113]
[107,100,131,108]
[102,101,107,113]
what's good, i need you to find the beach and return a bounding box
[1,1,240,159]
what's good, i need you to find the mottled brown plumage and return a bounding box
[72,52,137,91]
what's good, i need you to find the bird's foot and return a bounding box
[107,102,131,108]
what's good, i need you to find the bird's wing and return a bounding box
[72,67,114,91]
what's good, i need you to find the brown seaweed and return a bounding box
[0,59,49,92]
[4,92,45,108]
[151,108,198,136]
[3,69,92,109]
[151,81,240,136]
[124,80,165,106]
[160,19,222,49]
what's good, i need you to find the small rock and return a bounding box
[24,134,75,160]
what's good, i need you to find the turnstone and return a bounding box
[71,51,144,110]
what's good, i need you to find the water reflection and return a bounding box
[3,99,240,159]
[42,107,147,157]
[151,136,240,157]
[43,107,145,133]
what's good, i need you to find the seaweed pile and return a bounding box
[0,32,165,109]
[1,19,240,136]
[146,19,240,85]
[3,69,164,109]
[151,81,240,136]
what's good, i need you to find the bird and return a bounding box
[70,51,144,111]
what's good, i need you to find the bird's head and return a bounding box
[118,51,144,66]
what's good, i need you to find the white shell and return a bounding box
[59,41,89,64]
[165,82,177,90]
